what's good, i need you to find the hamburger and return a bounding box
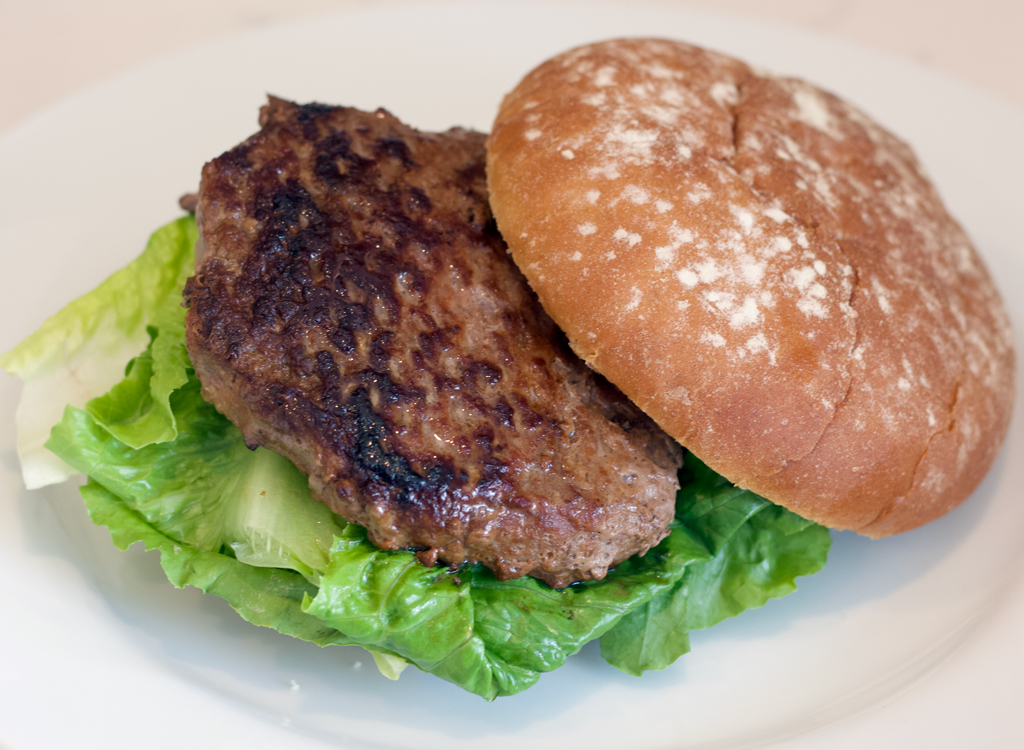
[1,39,1013,700]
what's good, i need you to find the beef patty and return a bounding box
[183,98,681,587]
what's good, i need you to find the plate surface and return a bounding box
[1,3,1021,749]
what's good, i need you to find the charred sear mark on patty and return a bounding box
[184,98,682,587]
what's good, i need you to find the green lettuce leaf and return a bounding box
[80,480,354,647]
[304,519,711,699]
[599,454,832,676]
[47,370,347,583]
[0,216,197,488]
[82,291,191,449]
[51,355,714,697]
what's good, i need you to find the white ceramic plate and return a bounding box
[1,3,1021,748]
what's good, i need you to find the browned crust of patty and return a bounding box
[184,98,681,587]
[487,39,1015,536]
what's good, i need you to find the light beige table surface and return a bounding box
[1,0,1022,134]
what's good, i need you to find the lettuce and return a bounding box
[304,515,712,697]
[49,372,347,584]
[0,217,197,488]
[600,456,832,675]
[45,359,715,698]
[5,216,831,698]
[80,479,353,648]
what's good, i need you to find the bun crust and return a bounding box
[487,38,1015,536]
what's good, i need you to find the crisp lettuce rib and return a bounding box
[80,480,355,648]
[48,371,348,584]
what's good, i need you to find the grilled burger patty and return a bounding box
[183,99,681,587]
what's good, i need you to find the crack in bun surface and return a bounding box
[486,38,1015,536]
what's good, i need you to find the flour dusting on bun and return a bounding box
[487,38,1015,536]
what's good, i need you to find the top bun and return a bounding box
[486,38,1015,536]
